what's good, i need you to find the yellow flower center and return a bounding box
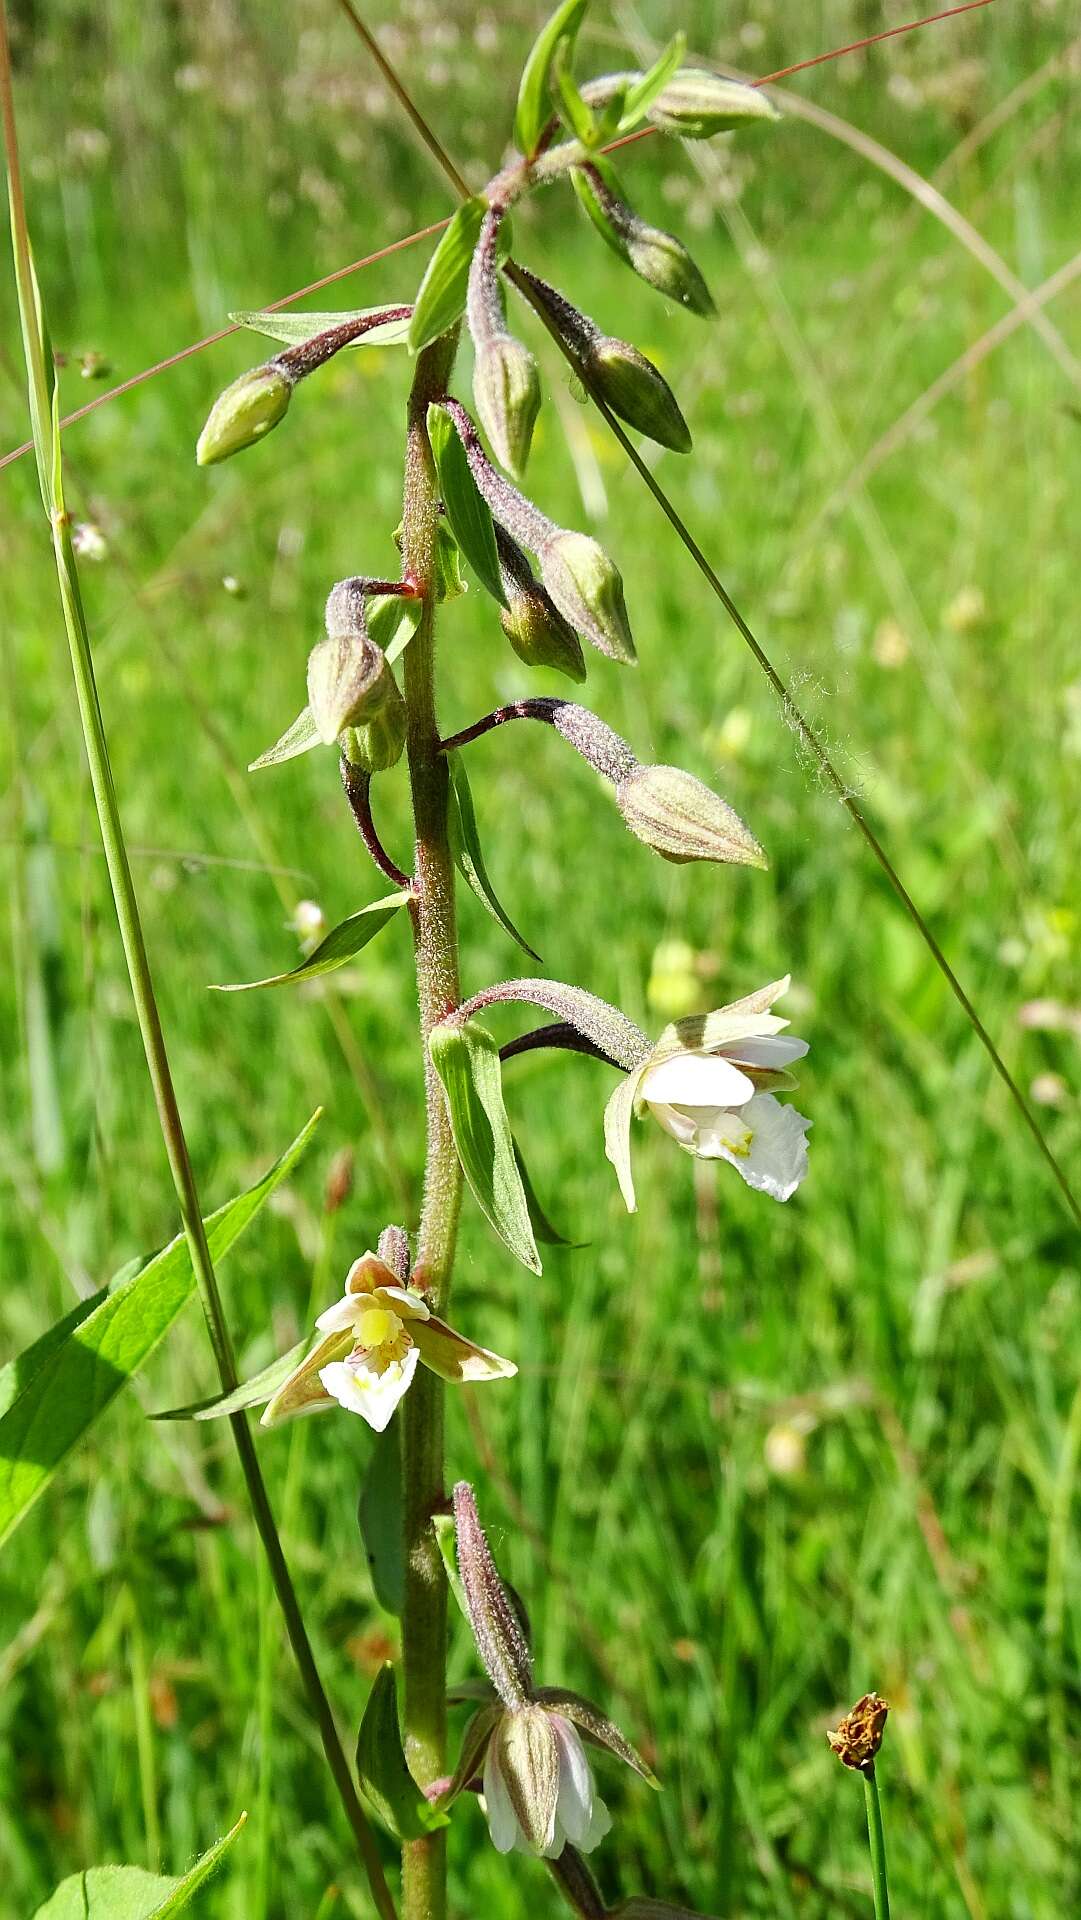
[356,1306,402,1351]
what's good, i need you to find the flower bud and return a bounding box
[474,333,541,480]
[454,1481,533,1710]
[306,631,385,745]
[497,530,585,681]
[624,221,714,316]
[491,1706,560,1855]
[592,338,691,452]
[648,69,779,139]
[615,764,766,866]
[340,662,407,771]
[195,362,292,466]
[537,530,635,665]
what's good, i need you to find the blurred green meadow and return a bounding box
[1,0,1080,1913]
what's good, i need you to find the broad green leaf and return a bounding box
[357,1420,404,1615]
[433,1511,468,1619]
[31,1814,246,1918]
[513,1135,582,1247]
[212,891,409,992]
[408,198,485,353]
[447,752,539,960]
[427,407,506,606]
[357,1665,450,1840]
[249,706,320,772]
[0,1116,321,1551]
[150,1339,309,1422]
[429,1021,541,1274]
[513,0,590,156]
[230,307,412,350]
[619,33,685,127]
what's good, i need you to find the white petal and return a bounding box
[604,1069,643,1214]
[645,1100,700,1148]
[315,1294,361,1335]
[718,1035,808,1070]
[483,1731,521,1855]
[318,1347,419,1430]
[640,1051,755,1109]
[551,1719,595,1848]
[720,1093,810,1202]
[374,1284,430,1321]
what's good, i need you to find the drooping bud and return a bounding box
[306,632,385,745]
[453,1481,533,1710]
[497,529,585,681]
[376,1224,411,1283]
[467,204,541,479]
[321,578,407,764]
[648,69,779,139]
[474,333,541,481]
[592,338,691,452]
[490,1706,560,1855]
[615,763,766,867]
[537,530,635,665]
[338,661,407,771]
[572,164,714,317]
[195,362,293,466]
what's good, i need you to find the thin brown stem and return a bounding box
[340,756,414,890]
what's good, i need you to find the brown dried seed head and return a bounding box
[826,1692,889,1771]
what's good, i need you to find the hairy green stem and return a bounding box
[862,1764,892,1920]
[398,329,463,1920]
[0,17,397,1917]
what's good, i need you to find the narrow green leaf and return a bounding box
[513,1135,582,1247]
[447,752,539,960]
[150,1340,309,1422]
[356,1666,450,1840]
[513,0,590,156]
[551,39,598,145]
[433,1512,468,1619]
[619,32,685,127]
[0,1117,321,1551]
[570,157,629,265]
[427,407,506,606]
[212,891,409,992]
[249,706,320,772]
[230,307,412,350]
[31,1814,246,1918]
[408,198,485,353]
[357,1420,404,1616]
[429,1021,541,1274]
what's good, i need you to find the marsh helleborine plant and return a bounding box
[195,10,795,1916]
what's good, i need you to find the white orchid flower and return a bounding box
[604,975,810,1211]
[483,1708,613,1858]
[261,1251,516,1432]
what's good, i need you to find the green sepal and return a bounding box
[150,1339,309,1421]
[429,1020,541,1274]
[356,1665,450,1840]
[211,890,409,993]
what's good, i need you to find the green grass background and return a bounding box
[1,0,1079,1914]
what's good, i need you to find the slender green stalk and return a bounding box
[862,1764,892,1920]
[396,328,464,1920]
[343,4,1081,1241]
[0,18,397,1917]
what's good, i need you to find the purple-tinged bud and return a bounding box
[196,362,293,466]
[572,165,714,317]
[592,339,691,452]
[497,531,585,681]
[453,1482,533,1710]
[376,1224,411,1283]
[474,333,541,481]
[615,763,766,867]
[537,530,635,665]
[648,69,779,139]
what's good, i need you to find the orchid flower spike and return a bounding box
[604,976,810,1212]
[261,1252,516,1432]
[443,1483,659,1860]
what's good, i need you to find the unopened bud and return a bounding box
[624,221,714,316]
[195,362,292,466]
[615,764,766,866]
[453,1482,533,1709]
[497,529,585,680]
[538,530,635,666]
[474,333,541,480]
[340,662,407,771]
[306,632,385,745]
[648,69,779,139]
[492,1706,560,1855]
[593,338,691,452]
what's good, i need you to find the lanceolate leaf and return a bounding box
[447,752,539,960]
[356,1665,450,1841]
[0,1116,321,1552]
[212,891,410,992]
[619,33,685,127]
[514,0,590,156]
[429,1021,541,1274]
[231,306,412,350]
[409,198,484,353]
[513,1135,582,1247]
[150,1340,309,1422]
[433,1511,468,1619]
[31,1815,246,1918]
[249,706,320,772]
[358,1420,404,1616]
[428,407,506,606]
